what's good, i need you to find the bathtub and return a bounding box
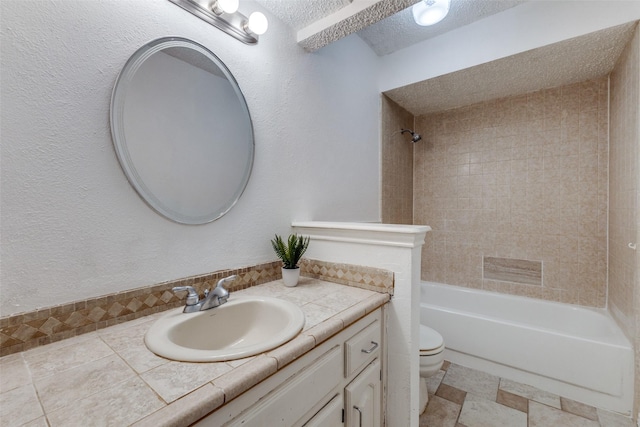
[420,281,634,415]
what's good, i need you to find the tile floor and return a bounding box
[420,361,636,427]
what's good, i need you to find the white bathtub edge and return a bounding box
[420,281,634,416]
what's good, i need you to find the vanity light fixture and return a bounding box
[168,0,268,45]
[412,0,451,26]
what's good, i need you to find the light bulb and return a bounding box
[211,0,238,14]
[412,0,451,26]
[247,11,268,35]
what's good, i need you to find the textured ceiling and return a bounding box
[258,0,527,55]
[256,1,637,116]
[384,22,637,116]
[255,0,351,30]
[296,0,418,52]
[357,0,525,56]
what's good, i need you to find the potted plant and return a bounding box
[271,233,310,287]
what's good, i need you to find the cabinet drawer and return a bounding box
[344,319,381,378]
[228,345,342,427]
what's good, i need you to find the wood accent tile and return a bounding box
[560,397,599,421]
[436,383,467,405]
[483,257,542,286]
[497,389,529,413]
[420,394,462,427]
[529,401,600,427]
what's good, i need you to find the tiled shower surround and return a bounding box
[383,26,640,418]
[381,96,414,225]
[413,77,609,307]
[609,24,640,419]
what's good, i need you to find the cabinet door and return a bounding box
[227,345,342,427]
[345,359,381,427]
[303,392,343,427]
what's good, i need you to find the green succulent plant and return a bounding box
[271,234,310,269]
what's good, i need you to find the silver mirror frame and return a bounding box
[110,37,254,225]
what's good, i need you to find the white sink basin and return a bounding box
[145,295,305,362]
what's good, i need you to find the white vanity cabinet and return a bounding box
[303,392,343,427]
[345,359,381,427]
[195,307,385,427]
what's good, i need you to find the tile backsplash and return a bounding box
[0,260,394,357]
[300,258,394,294]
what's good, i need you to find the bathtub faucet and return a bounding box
[172,275,236,313]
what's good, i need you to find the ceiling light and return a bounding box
[412,0,451,26]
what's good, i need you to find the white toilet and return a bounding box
[419,324,445,413]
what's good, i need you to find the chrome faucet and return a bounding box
[172,275,236,313]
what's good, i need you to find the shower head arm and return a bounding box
[400,128,422,143]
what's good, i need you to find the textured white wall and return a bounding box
[378,0,640,92]
[0,0,381,316]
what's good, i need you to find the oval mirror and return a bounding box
[110,37,254,225]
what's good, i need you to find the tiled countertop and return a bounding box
[0,278,389,427]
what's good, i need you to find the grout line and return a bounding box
[423,361,616,426]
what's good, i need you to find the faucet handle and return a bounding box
[172,286,199,306]
[216,275,237,288]
[213,275,235,303]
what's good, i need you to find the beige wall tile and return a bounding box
[609,25,639,335]
[381,95,414,225]
[608,24,640,419]
[409,77,609,307]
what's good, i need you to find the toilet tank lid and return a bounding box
[420,325,444,351]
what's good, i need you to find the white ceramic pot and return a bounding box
[281,267,300,287]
